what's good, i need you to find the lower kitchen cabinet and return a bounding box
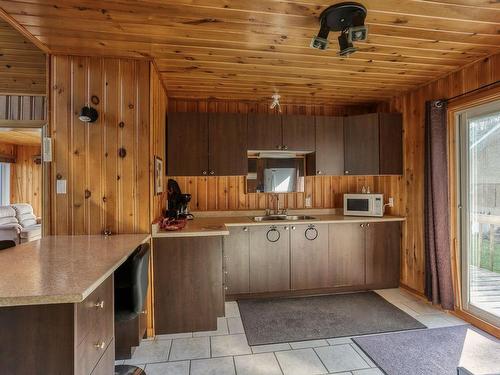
[249,225,290,293]
[291,223,329,290]
[153,236,223,334]
[329,223,366,287]
[223,227,250,294]
[365,222,401,287]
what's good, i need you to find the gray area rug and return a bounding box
[353,325,500,375]
[237,292,426,346]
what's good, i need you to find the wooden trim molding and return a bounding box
[452,309,499,339]
[0,7,50,54]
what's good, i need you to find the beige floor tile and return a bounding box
[190,357,236,375]
[327,337,353,346]
[193,317,229,337]
[275,349,327,375]
[315,344,370,373]
[123,339,171,365]
[169,336,210,361]
[225,301,241,318]
[251,343,292,354]
[227,317,245,334]
[211,333,252,357]
[234,353,283,375]
[290,339,329,349]
[144,361,190,375]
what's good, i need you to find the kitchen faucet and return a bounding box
[266,193,287,216]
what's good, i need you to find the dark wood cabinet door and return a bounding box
[153,237,223,334]
[209,112,248,176]
[291,224,329,290]
[379,113,403,175]
[282,114,315,151]
[247,113,282,151]
[344,113,379,175]
[249,225,290,293]
[313,116,344,175]
[329,223,366,287]
[365,222,401,287]
[223,227,250,294]
[167,112,208,176]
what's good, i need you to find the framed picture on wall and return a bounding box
[154,156,163,195]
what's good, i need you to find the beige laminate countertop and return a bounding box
[0,234,150,307]
[152,214,405,238]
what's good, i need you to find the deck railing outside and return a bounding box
[473,214,500,273]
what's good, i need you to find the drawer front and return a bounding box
[76,276,114,375]
[91,339,115,375]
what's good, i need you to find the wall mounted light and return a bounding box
[78,106,99,123]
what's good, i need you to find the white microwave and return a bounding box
[343,193,384,217]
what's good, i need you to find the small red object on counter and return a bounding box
[159,217,187,231]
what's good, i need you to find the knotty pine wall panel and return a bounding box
[151,64,168,221]
[50,56,150,235]
[167,98,402,216]
[380,53,500,294]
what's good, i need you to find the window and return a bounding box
[0,162,10,206]
[457,99,500,327]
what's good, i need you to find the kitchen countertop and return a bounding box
[152,213,406,238]
[0,234,150,307]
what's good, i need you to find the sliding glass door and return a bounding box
[457,100,500,326]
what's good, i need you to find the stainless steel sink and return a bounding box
[252,215,316,222]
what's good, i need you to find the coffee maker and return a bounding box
[165,179,193,219]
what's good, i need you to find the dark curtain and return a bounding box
[424,100,454,310]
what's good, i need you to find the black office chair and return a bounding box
[114,243,150,375]
[0,240,16,250]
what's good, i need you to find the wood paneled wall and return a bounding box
[10,145,42,216]
[0,95,46,120]
[150,64,168,221]
[380,53,500,294]
[167,98,402,215]
[50,56,150,235]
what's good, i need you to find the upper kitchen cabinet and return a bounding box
[247,113,282,151]
[167,112,209,176]
[208,113,247,176]
[344,113,403,175]
[282,115,315,151]
[307,116,344,176]
[167,112,247,176]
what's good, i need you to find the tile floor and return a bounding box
[117,288,468,375]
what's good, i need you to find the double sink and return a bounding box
[253,215,316,222]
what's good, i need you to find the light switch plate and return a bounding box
[305,195,312,208]
[56,179,67,194]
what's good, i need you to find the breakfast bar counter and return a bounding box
[0,234,150,307]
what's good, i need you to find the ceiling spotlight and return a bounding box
[78,106,99,123]
[270,94,282,113]
[310,2,368,56]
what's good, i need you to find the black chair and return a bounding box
[0,240,16,250]
[114,243,150,375]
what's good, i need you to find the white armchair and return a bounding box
[0,206,21,243]
[11,204,41,243]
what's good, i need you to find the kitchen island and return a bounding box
[0,234,150,375]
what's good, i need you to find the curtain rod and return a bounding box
[443,79,500,103]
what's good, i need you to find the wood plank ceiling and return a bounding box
[0,18,45,95]
[0,1,499,105]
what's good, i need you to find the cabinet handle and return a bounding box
[283,145,288,150]
[345,170,349,174]
[224,286,228,291]
[276,145,281,150]
[366,223,370,227]
[360,224,364,228]
[284,226,289,231]
[266,227,280,242]
[305,226,318,241]
[317,170,322,175]
[291,226,296,230]
[209,171,215,175]
[94,300,104,309]
[94,341,106,350]
[202,170,207,175]
[243,227,248,232]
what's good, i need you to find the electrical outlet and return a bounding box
[388,197,394,207]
